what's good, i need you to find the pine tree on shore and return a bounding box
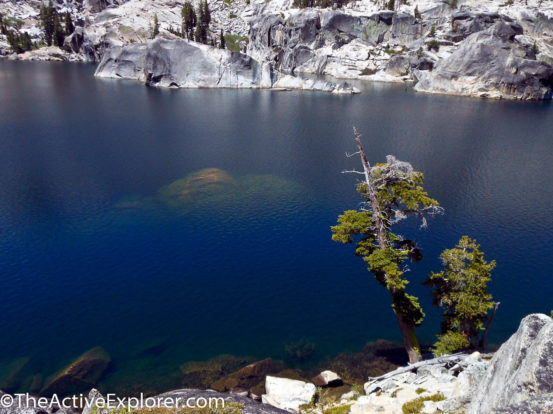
[194,20,202,43]
[64,12,74,36]
[40,0,55,46]
[151,13,160,38]
[181,2,197,40]
[424,236,497,355]
[6,30,34,53]
[219,29,225,49]
[0,12,6,35]
[202,0,211,28]
[195,2,208,44]
[53,12,65,46]
[331,128,443,364]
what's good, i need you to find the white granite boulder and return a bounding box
[262,376,316,413]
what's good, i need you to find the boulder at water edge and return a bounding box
[262,376,316,412]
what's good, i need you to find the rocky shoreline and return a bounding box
[94,38,360,93]
[1,313,552,414]
[2,0,553,98]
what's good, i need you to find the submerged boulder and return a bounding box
[211,358,284,396]
[328,340,405,384]
[0,357,32,393]
[158,169,238,201]
[180,354,251,389]
[40,347,111,396]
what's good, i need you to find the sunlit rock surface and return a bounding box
[95,38,359,93]
[3,0,553,98]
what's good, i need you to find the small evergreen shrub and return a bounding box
[402,394,446,414]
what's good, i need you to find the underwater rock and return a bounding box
[327,340,406,384]
[40,347,111,396]
[284,339,316,363]
[133,339,169,358]
[159,168,238,201]
[0,357,32,393]
[210,358,284,394]
[239,359,282,378]
[28,375,42,394]
[180,354,251,389]
[115,171,305,214]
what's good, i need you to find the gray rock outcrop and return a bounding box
[95,38,359,93]
[355,352,489,413]
[415,21,553,100]
[0,388,288,414]
[262,376,316,413]
[0,390,76,414]
[4,0,553,99]
[81,388,288,414]
[311,370,342,387]
[83,0,128,13]
[468,313,553,414]
[247,10,422,78]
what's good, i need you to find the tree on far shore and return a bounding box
[331,127,443,363]
[64,12,74,36]
[219,29,225,49]
[181,2,196,40]
[151,13,160,38]
[40,0,55,46]
[53,12,65,46]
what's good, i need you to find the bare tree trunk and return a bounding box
[396,311,422,363]
[353,127,386,249]
[352,127,422,364]
[479,302,500,350]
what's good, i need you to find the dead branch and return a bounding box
[346,151,361,158]
[341,169,366,175]
[366,353,468,383]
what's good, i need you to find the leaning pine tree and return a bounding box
[331,128,443,363]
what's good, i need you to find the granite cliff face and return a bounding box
[415,20,553,99]
[94,38,360,93]
[468,313,553,414]
[2,0,553,97]
[246,8,553,99]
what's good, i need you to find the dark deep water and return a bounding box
[1,60,553,394]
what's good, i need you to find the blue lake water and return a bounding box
[1,60,553,394]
